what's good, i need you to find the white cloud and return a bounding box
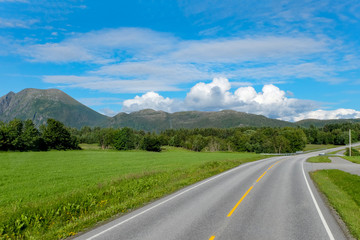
[171,37,326,63]
[17,26,352,91]
[0,18,37,28]
[0,0,28,2]
[93,61,211,83]
[122,92,177,113]
[43,75,181,93]
[291,109,360,122]
[20,27,341,90]
[21,28,176,63]
[77,97,122,106]
[184,78,316,118]
[121,77,317,119]
[99,108,117,117]
[185,77,233,109]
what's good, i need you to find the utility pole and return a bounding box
[349,129,352,157]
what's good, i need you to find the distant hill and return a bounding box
[295,118,360,128]
[1,88,359,131]
[110,109,294,131]
[0,88,109,128]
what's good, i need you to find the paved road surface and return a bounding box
[306,156,360,176]
[75,146,358,240]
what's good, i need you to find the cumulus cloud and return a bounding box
[291,109,360,122]
[122,92,178,112]
[184,77,316,118]
[121,77,318,119]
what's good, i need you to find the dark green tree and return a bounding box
[22,120,46,151]
[42,119,79,150]
[141,134,161,152]
[113,127,136,150]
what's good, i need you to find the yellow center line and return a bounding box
[209,236,216,240]
[226,160,282,218]
[256,171,267,182]
[267,164,275,170]
[227,185,254,217]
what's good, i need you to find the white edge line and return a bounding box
[302,161,335,240]
[84,157,282,240]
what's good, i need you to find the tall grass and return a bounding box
[0,148,265,239]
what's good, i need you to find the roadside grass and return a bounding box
[304,144,337,151]
[310,170,360,239]
[329,149,344,154]
[0,148,266,239]
[343,156,360,164]
[307,156,331,163]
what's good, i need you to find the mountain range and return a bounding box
[1,88,359,131]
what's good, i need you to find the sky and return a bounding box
[1,0,360,121]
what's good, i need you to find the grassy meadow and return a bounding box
[311,170,360,239]
[306,155,331,163]
[0,147,266,239]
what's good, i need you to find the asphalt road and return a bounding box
[75,147,356,240]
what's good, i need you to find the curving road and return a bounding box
[75,146,356,240]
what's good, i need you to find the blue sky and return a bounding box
[1,0,360,121]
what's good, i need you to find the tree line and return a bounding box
[0,119,79,151]
[71,122,360,153]
[1,119,359,153]
[70,126,308,153]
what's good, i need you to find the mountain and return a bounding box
[110,109,293,131]
[1,88,359,131]
[0,88,109,128]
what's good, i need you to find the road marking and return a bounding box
[227,160,282,218]
[256,171,267,182]
[209,236,215,240]
[83,157,284,240]
[227,185,253,217]
[302,161,335,240]
[267,164,275,170]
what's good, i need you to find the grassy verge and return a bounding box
[0,148,266,239]
[310,170,360,239]
[307,156,331,163]
[343,156,360,164]
[304,144,337,151]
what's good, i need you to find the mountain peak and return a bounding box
[0,88,109,128]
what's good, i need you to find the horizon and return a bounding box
[2,87,360,123]
[1,1,360,121]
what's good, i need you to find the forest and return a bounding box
[70,122,360,153]
[1,118,359,153]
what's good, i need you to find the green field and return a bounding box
[306,155,331,163]
[0,148,266,239]
[311,170,360,239]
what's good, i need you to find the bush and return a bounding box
[345,147,360,156]
[141,134,161,152]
